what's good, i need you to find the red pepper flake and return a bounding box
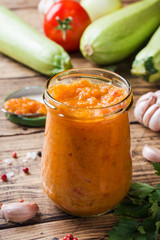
[0,160,2,162]
[23,167,29,174]
[1,174,7,181]
[19,198,24,202]
[12,152,17,158]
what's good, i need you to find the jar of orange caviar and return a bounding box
[41,68,133,217]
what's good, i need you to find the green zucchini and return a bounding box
[80,0,160,65]
[0,6,72,76]
[131,26,160,82]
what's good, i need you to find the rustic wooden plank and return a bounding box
[0,214,117,240]
[1,0,137,10]
[0,0,40,9]
[0,52,95,80]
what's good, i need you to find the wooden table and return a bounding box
[0,0,160,239]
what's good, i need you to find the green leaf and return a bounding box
[108,217,139,240]
[149,189,160,203]
[152,163,160,176]
[108,160,160,239]
[130,182,155,199]
[155,221,160,234]
[142,216,159,239]
[150,201,160,217]
[135,235,148,240]
[128,196,144,205]
[115,201,150,218]
[138,225,146,235]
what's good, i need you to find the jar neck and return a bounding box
[43,90,133,120]
[43,68,133,120]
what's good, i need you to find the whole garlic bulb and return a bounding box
[134,90,160,132]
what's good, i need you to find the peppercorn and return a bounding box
[1,174,7,181]
[12,152,17,158]
[63,237,68,240]
[37,151,42,157]
[67,234,73,240]
[23,167,29,174]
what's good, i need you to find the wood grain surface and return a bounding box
[0,0,160,239]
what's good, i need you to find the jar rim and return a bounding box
[44,68,132,113]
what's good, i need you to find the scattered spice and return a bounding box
[1,174,7,181]
[63,234,77,240]
[26,152,37,160]
[22,158,28,163]
[12,152,17,158]
[63,237,70,240]
[67,234,73,239]
[4,159,12,165]
[6,171,14,179]
[37,151,42,157]
[23,167,29,174]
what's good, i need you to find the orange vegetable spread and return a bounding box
[42,78,132,216]
[49,79,127,108]
[4,97,46,115]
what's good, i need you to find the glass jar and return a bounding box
[41,68,133,217]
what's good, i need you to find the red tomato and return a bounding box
[43,0,91,52]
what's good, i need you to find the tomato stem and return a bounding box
[55,16,73,40]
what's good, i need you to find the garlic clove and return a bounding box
[142,104,159,128]
[1,202,39,223]
[142,145,160,162]
[149,107,160,132]
[136,92,155,105]
[134,96,156,123]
